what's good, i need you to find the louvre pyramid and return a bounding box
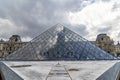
[6,24,117,60]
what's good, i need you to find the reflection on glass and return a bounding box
[6,24,117,60]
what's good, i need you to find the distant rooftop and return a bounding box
[0,39,4,42]
[96,34,109,41]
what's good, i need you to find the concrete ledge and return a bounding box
[0,61,119,80]
[0,62,23,80]
[97,62,120,80]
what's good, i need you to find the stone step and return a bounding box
[46,63,72,80]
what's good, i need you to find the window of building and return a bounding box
[0,70,4,80]
[9,47,12,51]
[101,38,104,40]
[9,52,11,54]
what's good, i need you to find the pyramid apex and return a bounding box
[55,23,63,26]
[53,23,65,32]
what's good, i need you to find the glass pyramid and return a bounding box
[6,24,117,60]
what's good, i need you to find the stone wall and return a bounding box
[0,35,27,58]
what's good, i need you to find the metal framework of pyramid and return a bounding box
[6,24,117,60]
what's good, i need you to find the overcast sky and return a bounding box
[0,0,120,42]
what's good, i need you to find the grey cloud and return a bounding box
[118,33,120,38]
[0,0,94,40]
[97,26,112,33]
[66,24,89,37]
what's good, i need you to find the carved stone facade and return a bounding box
[93,34,119,56]
[0,35,27,58]
[115,42,120,57]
